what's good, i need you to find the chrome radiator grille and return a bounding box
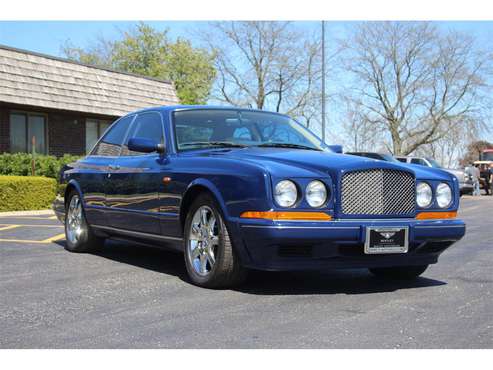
[341,169,415,216]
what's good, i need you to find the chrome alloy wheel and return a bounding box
[66,195,85,244]
[187,206,219,276]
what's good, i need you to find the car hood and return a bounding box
[198,147,453,181]
[444,168,464,180]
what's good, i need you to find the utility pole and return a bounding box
[321,20,326,143]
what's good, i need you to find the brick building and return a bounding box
[0,45,179,156]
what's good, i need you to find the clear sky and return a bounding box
[1,21,492,58]
[0,21,200,56]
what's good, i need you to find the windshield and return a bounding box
[173,109,324,151]
[347,152,399,162]
[482,152,493,161]
[426,158,442,168]
[380,154,400,163]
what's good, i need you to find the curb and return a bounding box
[0,209,54,217]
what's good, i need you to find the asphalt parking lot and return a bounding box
[0,196,492,349]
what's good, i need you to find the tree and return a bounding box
[62,23,216,105]
[412,115,482,168]
[340,22,490,155]
[342,99,386,152]
[459,140,493,166]
[204,21,323,126]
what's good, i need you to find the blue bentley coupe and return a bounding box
[54,106,466,288]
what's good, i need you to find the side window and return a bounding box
[92,115,134,156]
[121,112,164,156]
[86,119,112,154]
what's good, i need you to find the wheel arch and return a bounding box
[179,179,229,231]
[64,180,84,208]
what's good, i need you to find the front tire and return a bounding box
[64,191,105,253]
[184,193,247,288]
[369,265,428,280]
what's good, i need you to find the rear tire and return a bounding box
[369,265,428,280]
[184,192,247,288]
[64,191,105,253]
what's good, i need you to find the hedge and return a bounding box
[0,153,81,179]
[0,176,57,212]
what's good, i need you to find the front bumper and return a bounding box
[230,217,466,271]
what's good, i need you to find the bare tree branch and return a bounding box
[339,21,491,155]
[203,21,326,126]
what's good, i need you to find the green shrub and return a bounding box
[0,176,57,212]
[0,153,81,179]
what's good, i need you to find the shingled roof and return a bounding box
[0,44,179,117]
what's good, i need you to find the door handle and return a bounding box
[108,164,120,170]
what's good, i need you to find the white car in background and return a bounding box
[395,156,474,196]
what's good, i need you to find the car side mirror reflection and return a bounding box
[128,137,165,154]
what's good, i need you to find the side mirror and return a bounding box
[327,144,343,154]
[128,137,165,154]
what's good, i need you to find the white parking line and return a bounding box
[0,224,65,244]
[0,225,21,232]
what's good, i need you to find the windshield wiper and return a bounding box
[255,143,322,151]
[180,141,246,148]
[180,141,247,149]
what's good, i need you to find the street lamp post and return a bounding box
[321,20,326,143]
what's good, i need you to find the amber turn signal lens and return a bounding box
[240,211,332,221]
[416,211,457,220]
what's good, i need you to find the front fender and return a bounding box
[181,176,266,265]
[184,178,231,219]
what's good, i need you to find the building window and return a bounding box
[9,113,47,154]
[86,119,112,154]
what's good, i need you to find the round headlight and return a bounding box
[416,182,433,208]
[274,180,298,207]
[306,180,327,208]
[436,183,452,208]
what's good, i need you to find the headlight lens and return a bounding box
[274,180,298,207]
[416,182,433,208]
[306,180,327,208]
[436,183,452,208]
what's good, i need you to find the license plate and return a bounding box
[364,227,409,254]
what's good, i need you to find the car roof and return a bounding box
[131,105,290,117]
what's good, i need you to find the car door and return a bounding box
[80,115,134,227]
[105,111,165,235]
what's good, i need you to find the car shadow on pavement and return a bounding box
[55,240,446,295]
[56,239,189,281]
[237,270,446,295]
